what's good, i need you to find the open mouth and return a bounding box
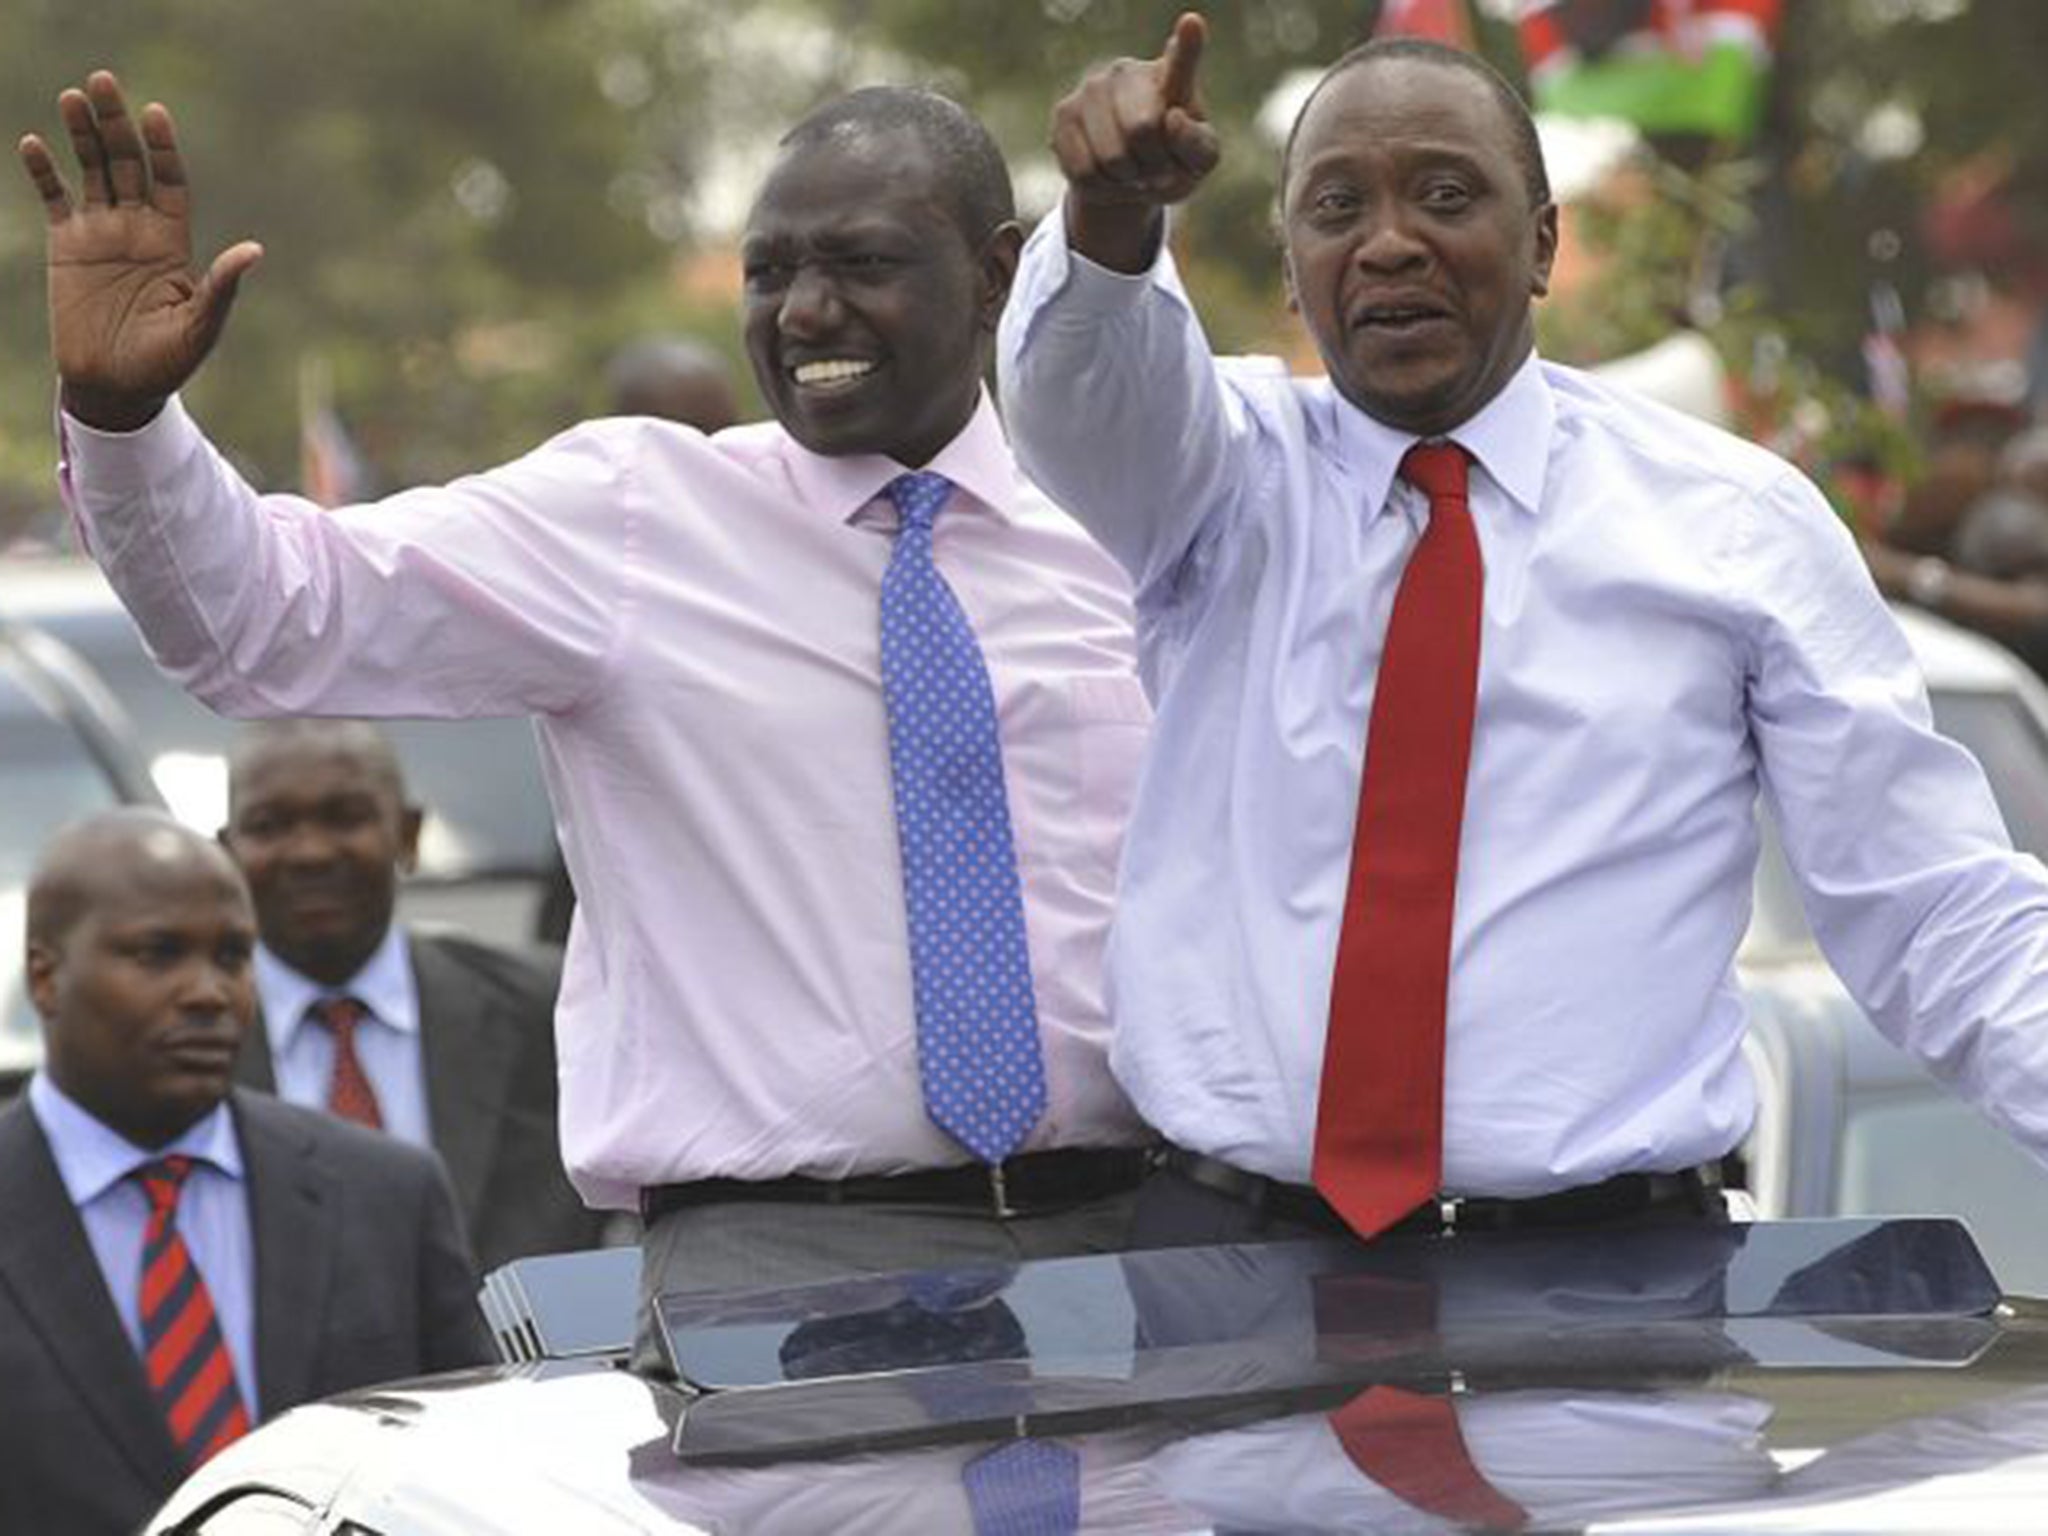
[790,358,877,391]
[1355,301,1452,336]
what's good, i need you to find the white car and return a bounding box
[1740,604,2048,1290]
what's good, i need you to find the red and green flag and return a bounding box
[1520,0,1782,144]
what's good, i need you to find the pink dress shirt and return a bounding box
[61,392,1152,1208]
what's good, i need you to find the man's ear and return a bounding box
[25,939,59,1021]
[1282,250,1301,315]
[978,221,1025,333]
[1529,201,1559,300]
[398,806,424,877]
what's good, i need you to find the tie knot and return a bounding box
[136,1155,195,1213]
[885,471,955,532]
[1399,440,1469,504]
[308,995,367,1038]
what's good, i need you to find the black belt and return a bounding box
[640,1145,1154,1224]
[1157,1146,1724,1236]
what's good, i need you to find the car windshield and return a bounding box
[0,659,128,1075]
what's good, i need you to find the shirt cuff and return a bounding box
[60,392,201,508]
[1035,198,1183,325]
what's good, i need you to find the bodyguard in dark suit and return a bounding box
[221,719,602,1271]
[0,809,491,1536]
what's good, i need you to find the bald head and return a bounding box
[29,808,243,952]
[27,809,255,1148]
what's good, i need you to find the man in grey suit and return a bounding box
[221,719,603,1272]
[0,809,492,1536]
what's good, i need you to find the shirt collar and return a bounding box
[27,1071,244,1209]
[1334,351,1554,521]
[257,921,418,1059]
[782,389,1021,532]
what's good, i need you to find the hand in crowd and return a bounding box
[18,71,261,432]
[1050,10,1220,273]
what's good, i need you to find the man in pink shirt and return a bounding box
[21,76,1154,1334]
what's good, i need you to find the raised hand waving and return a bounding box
[19,71,262,431]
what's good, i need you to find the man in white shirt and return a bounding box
[221,719,601,1272]
[20,77,1153,1314]
[998,16,2048,1244]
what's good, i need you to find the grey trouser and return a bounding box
[633,1187,1138,1374]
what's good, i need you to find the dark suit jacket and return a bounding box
[238,927,603,1272]
[0,1088,494,1536]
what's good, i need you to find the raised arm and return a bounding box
[1050,11,1221,273]
[1001,11,1253,592]
[19,71,261,432]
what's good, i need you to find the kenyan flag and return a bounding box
[1520,0,1782,144]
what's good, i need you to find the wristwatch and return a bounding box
[1905,555,1953,611]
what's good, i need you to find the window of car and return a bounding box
[0,635,139,1083]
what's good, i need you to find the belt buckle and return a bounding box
[989,1162,1019,1220]
[1437,1195,1462,1235]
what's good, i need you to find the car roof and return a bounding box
[151,1220,2048,1534]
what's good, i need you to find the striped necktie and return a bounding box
[135,1155,251,1466]
[879,470,1048,1164]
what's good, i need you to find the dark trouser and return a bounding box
[1130,1152,1729,1250]
[632,1184,1140,1375]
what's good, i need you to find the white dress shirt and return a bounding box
[29,1073,260,1416]
[998,206,2048,1193]
[1146,1391,1777,1534]
[61,392,1151,1208]
[255,924,431,1147]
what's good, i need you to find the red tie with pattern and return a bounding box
[309,995,383,1129]
[1314,441,1483,1238]
[136,1156,251,1467]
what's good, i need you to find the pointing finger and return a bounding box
[1157,12,1208,113]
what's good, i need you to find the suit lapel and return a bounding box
[0,1103,184,1488]
[239,1091,336,1415]
[413,934,515,1235]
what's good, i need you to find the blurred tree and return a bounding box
[781,0,2048,413]
[4,0,2044,522]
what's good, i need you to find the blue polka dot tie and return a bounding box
[962,1439,1082,1535]
[880,470,1048,1164]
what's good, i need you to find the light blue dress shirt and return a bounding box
[1000,205,2048,1194]
[29,1073,260,1417]
[255,923,432,1148]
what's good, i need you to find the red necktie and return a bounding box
[1314,441,1483,1238]
[1330,1386,1530,1531]
[308,996,383,1129]
[136,1156,251,1467]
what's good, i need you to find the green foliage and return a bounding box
[0,0,2040,524]
[0,0,727,505]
